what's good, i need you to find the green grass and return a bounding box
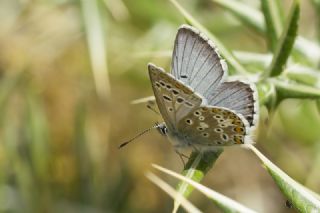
[0,0,320,212]
[156,0,320,212]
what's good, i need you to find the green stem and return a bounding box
[173,149,223,213]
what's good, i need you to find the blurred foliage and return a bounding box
[0,0,319,212]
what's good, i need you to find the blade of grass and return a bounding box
[0,72,26,120]
[312,0,320,42]
[285,65,320,86]
[233,51,272,68]
[80,0,110,100]
[103,0,129,22]
[73,100,95,202]
[305,144,320,192]
[131,96,155,104]
[3,106,37,211]
[256,81,276,108]
[145,172,202,213]
[169,0,249,75]
[261,0,283,51]
[212,0,320,66]
[295,37,320,65]
[26,91,49,183]
[248,144,320,212]
[272,79,320,100]
[212,0,264,33]
[173,152,201,213]
[153,164,258,213]
[275,0,285,23]
[264,0,300,78]
[81,1,111,203]
[172,149,223,213]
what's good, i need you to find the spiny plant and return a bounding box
[145,0,320,212]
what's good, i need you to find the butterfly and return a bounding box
[148,25,258,152]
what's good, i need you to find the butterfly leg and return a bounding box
[175,150,189,168]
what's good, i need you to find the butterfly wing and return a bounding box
[148,63,203,131]
[171,25,259,128]
[176,106,250,147]
[207,81,258,127]
[171,25,227,99]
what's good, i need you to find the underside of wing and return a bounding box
[148,63,202,131]
[171,25,227,99]
[207,81,258,126]
[176,106,250,148]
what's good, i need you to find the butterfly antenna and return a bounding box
[118,123,160,149]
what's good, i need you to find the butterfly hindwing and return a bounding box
[148,63,202,131]
[176,106,249,147]
[171,25,258,129]
[171,25,227,99]
[207,81,258,126]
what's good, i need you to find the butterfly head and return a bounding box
[155,122,167,135]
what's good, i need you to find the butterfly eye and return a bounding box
[216,141,222,145]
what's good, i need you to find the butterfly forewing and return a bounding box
[176,106,249,147]
[148,63,202,131]
[171,25,226,99]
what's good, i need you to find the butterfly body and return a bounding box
[148,25,258,152]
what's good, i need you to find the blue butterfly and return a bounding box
[148,25,259,151]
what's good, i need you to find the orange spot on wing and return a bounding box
[235,127,244,133]
[232,120,242,125]
[211,108,221,113]
[233,135,244,144]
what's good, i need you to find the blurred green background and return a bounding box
[0,0,319,212]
